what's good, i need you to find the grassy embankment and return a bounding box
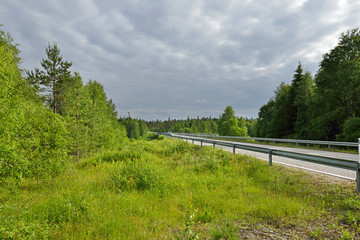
[1,137,360,239]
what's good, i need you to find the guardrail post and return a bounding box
[233,145,236,154]
[213,142,215,149]
[192,139,194,144]
[201,140,203,147]
[357,162,360,194]
[269,149,273,166]
[357,138,360,193]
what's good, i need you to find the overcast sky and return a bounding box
[1,0,360,120]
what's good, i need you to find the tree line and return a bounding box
[255,28,360,142]
[119,118,148,139]
[0,27,127,187]
[146,106,257,137]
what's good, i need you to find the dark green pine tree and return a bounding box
[26,43,72,114]
[287,62,304,136]
[294,71,314,139]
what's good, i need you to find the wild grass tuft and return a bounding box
[45,191,96,224]
[109,160,166,192]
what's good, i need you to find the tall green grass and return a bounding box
[1,138,359,239]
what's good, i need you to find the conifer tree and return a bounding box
[26,43,72,114]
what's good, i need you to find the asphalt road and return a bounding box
[177,135,358,180]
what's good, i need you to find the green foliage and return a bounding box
[0,27,24,183]
[26,43,72,114]
[46,192,95,224]
[270,82,292,138]
[255,99,275,137]
[0,218,52,240]
[311,28,360,140]
[255,82,294,138]
[176,208,200,240]
[80,80,127,152]
[139,120,148,137]
[120,118,148,139]
[0,28,69,187]
[0,27,127,188]
[124,119,140,139]
[336,117,360,142]
[211,222,237,240]
[294,71,314,139]
[341,211,360,227]
[341,229,355,240]
[309,227,323,239]
[110,160,164,192]
[146,112,255,137]
[157,135,166,140]
[147,117,219,135]
[256,28,360,141]
[147,132,160,140]
[218,106,248,136]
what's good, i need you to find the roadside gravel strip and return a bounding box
[178,136,358,180]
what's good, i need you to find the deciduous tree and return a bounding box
[311,28,360,140]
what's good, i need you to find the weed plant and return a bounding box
[1,138,359,239]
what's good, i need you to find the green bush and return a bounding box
[157,135,166,140]
[147,133,159,140]
[110,161,164,192]
[337,117,360,142]
[0,219,51,240]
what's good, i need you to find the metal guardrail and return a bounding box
[172,132,358,148]
[161,132,360,193]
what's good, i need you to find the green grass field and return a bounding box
[1,138,360,239]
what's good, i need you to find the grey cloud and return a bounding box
[1,0,360,120]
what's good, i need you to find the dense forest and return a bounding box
[149,28,360,142]
[146,106,257,137]
[256,28,360,142]
[0,27,127,186]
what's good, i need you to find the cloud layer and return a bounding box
[1,0,360,120]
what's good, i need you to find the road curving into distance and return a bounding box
[173,134,358,180]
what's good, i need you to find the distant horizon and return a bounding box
[119,110,257,122]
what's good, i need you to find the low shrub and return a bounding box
[0,218,52,240]
[147,133,159,140]
[110,160,165,192]
[157,135,166,140]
